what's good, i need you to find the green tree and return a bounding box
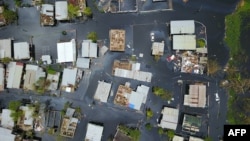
[152,87,172,101]
[3,10,17,24]
[8,101,21,111]
[1,57,12,64]
[158,127,164,135]
[167,130,175,141]
[207,59,221,76]
[145,123,152,130]
[14,0,22,7]
[68,4,79,20]
[87,32,97,43]
[118,125,140,141]
[204,136,213,141]
[146,108,153,120]
[83,7,92,17]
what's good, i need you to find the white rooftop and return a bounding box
[189,136,204,141]
[46,72,60,91]
[0,127,16,141]
[152,42,164,56]
[85,123,104,141]
[1,109,14,129]
[20,106,34,126]
[114,68,152,82]
[170,20,195,34]
[173,35,196,50]
[94,81,112,103]
[57,39,76,63]
[76,58,90,69]
[41,4,54,16]
[61,68,77,86]
[55,1,68,20]
[0,67,4,91]
[41,55,52,64]
[14,42,30,60]
[159,107,179,130]
[7,62,23,89]
[82,40,98,58]
[0,38,12,59]
[173,135,184,141]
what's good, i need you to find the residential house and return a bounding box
[0,127,16,141]
[85,123,104,141]
[81,40,98,58]
[0,63,4,91]
[55,1,68,20]
[18,106,35,131]
[184,84,206,108]
[41,55,52,64]
[158,107,179,130]
[0,6,6,26]
[14,42,30,60]
[113,128,132,141]
[76,58,90,69]
[40,4,55,26]
[23,64,46,91]
[60,68,78,92]
[94,81,112,103]
[189,136,204,141]
[0,109,14,129]
[57,39,76,63]
[6,62,24,89]
[173,135,184,141]
[172,35,196,50]
[109,29,125,51]
[46,72,60,91]
[170,20,195,34]
[114,82,149,111]
[0,38,12,59]
[60,108,78,138]
[152,42,164,56]
[182,114,202,133]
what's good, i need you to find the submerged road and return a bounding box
[0,0,239,141]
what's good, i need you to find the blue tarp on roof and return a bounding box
[128,103,134,109]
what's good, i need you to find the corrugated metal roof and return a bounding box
[0,39,12,59]
[14,42,30,60]
[173,35,196,50]
[7,62,23,88]
[85,123,104,141]
[1,109,14,129]
[0,127,16,141]
[81,40,98,58]
[20,106,34,126]
[170,20,195,34]
[173,135,184,141]
[76,58,90,69]
[189,136,204,141]
[94,81,112,102]
[61,68,77,86]
[152,42,164,55]
[41,4,54,16]
[57,39,76,63]
[160,107,179,130]
[55,1,68,20]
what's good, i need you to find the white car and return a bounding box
[215,93,220,102]
[150,32,155,42]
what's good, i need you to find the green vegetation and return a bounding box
[204,136,213,141]
[87,32,97,43]
[158,127,167,136]
[14,0,22,7]
[130,55,137,61]
[118,125,140,141]
[207,59,221,76]
[83,7,93,18]
[146,108,153,120]
[33,77,51,94]
[3,9,17,24]
[153,55,160,62]
[68,4,79,20]
[0,57,12,64]
[166,130,175,141]
[8,101,23,122]
[46,66,57,75]
[145,123,152,130]
[62,31,67,35]
[196,38,206,48]
[223,0,250,124]
[152,86,172,101]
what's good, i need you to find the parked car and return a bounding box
[150,32,155,42]
[215,93,220,102]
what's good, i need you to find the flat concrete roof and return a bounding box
[170,20,195,34]
[85,123,104,141]
[173,35,196,50]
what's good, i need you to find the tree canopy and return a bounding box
[83,7,92,17]
[87,32,97,43]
